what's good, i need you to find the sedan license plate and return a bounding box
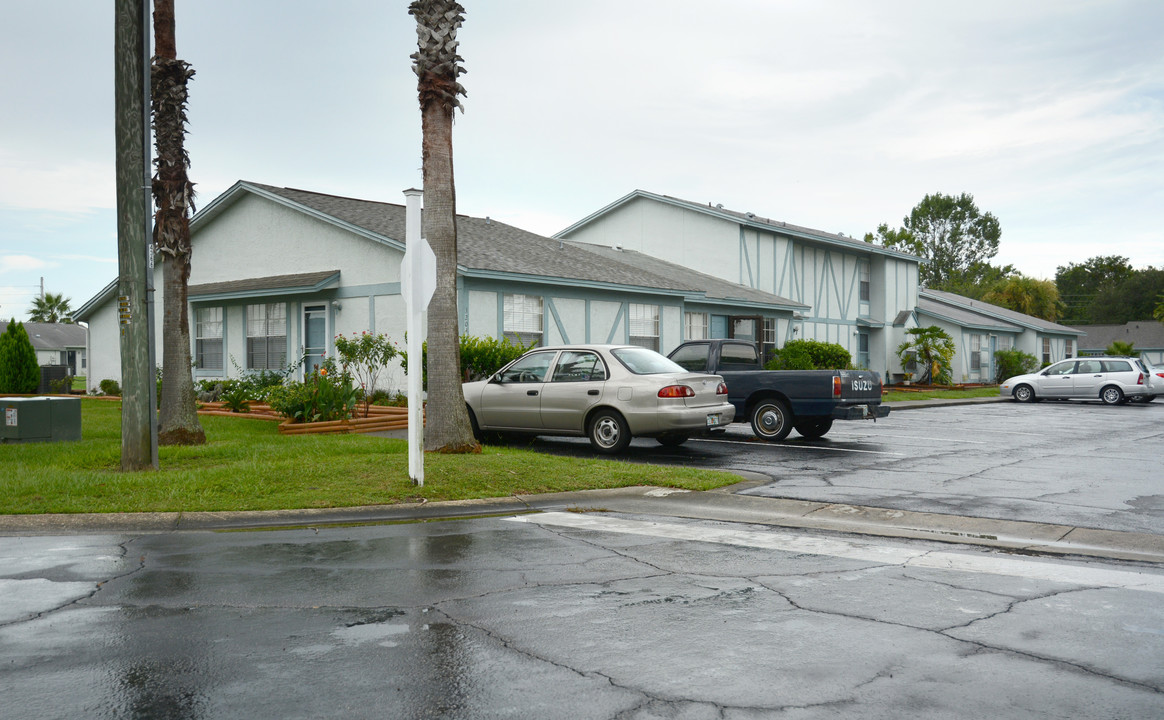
[706,413,722,427]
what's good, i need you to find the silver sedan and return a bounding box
[462,345,735,453]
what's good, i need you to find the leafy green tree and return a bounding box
[865,193,1002,291]
[896,326,956,385]
[981,275,1064,322]
[1089,268,1164,323]
[0,319,41,393]
[27,293,74,323]
[1054,255,1134,325]
[1154,294,1164,324]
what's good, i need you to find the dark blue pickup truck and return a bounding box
[668,339,889,441]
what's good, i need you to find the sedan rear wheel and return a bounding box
[1013,384,1035,403]
[750,400,792,441]
[588,409,631,454]
[1101,385,1124,405]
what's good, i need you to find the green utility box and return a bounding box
[1,396,82,443]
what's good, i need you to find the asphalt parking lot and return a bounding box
[520,399,1164,536]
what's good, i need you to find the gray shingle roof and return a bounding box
[0,321,86,351]
[1072,322,1164,350]
[189,270,341,299]
[920,288,1081,335]
[248,183,803,307]
[917,295,1021,332]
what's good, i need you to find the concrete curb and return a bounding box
[1,484,1159,565]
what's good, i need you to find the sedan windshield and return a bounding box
[611,347,686,375]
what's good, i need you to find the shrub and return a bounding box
[99,379,122,396]
[219,383,252,413]
[49,377,73,394]
[266,361,358,423]
[399,334,535,389]
[0,319,40,393]
[896,326,956,385]
[994,348,1039,383]
[765,340,853,371]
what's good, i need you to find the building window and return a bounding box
[1065,339,1073,358]
[1042,337,1051,365]
[504,293,543,346]
[247,302,287,370]
[685,312,708,340]
[859,262,871,303]
[629,303,659,351]
[195,306,223,371]
[997,336,1012,352]
[970,334,982,371]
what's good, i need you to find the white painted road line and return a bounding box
[509,512,1164,595]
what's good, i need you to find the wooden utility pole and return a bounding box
[114,0,158,470]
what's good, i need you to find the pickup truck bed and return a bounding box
[668,339,889,441]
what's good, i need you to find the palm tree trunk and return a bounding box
[410,0,477,453]
[420,99,476,452]
[152,0,205,445]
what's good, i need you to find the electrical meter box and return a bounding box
[0,396,82,443]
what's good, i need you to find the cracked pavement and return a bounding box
[2,511,1162,719]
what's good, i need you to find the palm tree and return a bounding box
[982,275,1064,322]
[27,292,74,323]
[150,0,205,445]
[408,0,478,453]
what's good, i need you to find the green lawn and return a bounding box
[72,375,86,392]
[1,399,740,515]
[882,386,1000,402]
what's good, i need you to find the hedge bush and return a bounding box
[765,339,853,371]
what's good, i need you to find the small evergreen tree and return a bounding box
[0,319,41,393]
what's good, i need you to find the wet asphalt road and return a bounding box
[2,400,1163,718]
[519,399,1164,535]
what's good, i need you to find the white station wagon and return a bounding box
[462,345,735,453]
[1000,356,1153,405]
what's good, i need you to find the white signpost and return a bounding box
[401,189,436,486]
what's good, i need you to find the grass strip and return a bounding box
[1,399,739,515]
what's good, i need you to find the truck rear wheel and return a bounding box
[750,400,792,441]
[794,417,833,439]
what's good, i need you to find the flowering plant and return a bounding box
[267,359,359,423]
[334,331,398,417]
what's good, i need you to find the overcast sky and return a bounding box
[2,0,1162,322]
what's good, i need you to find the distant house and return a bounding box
[74,181,807,394]
[916,290,1084,382]
[1073,321,1164,366]
[555,190,1085,383]
[556,190,921,376]
[0,321,87,376]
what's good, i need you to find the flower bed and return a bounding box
[197,401,414,435]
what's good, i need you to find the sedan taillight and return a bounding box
[716,382,728,396]
[658,385,695,398]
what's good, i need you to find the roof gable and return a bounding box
[556,189,922,262]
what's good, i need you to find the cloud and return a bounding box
[0,255,51,274]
